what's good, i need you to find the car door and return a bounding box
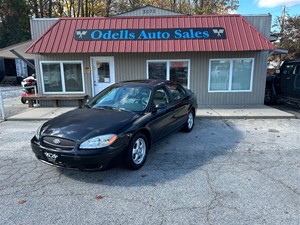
[165,83,190,130]
[146,86,175,143]
[280,63,295,96]
[293,64,300,98]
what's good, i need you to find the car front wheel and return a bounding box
[126,133,148,170]
[182,110,195,132]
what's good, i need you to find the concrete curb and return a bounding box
[196,105,296,120]
[2,105,297,121]
[5,107,76,121]
[196,115,296,119]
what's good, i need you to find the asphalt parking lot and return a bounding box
[1,118,300,225]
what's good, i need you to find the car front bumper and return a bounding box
[31,137,127,171]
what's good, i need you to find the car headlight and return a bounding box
[80,134,117,149]
[35,126,42,140]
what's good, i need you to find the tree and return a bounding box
[0,0,241,48]
[279,16,300,59]
[194,0,239,14]
[23,0,241,18]
[273,15,300,60]
[118,0,239,15]
[0,0,31,48]
[27,0,54,18]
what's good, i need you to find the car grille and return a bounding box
[42,136,76,150]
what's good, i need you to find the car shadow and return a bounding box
[268,102,300,119]
[60,118,242,186]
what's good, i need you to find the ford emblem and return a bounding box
[53,138,61,145]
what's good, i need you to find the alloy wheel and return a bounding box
[132,137,146,165]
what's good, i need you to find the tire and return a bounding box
[126,133,148,170]
[182,110,195,132]
[264,86,275,105]
[21,97,27,104]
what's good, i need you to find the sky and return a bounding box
[237,0,300,17]
[236,0,300,31]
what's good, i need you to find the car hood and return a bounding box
[41,107,138,141]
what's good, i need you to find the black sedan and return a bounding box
[31,80,198,171]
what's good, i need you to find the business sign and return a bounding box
[74,28,226,41]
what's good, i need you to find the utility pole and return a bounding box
[280,6,286,34]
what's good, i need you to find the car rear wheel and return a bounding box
[126,133,148,170]
[182,110,195,132]
[21,97,26,104]
[264,86,275,105]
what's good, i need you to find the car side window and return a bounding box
[282,64,295,75]
[295,65,300,91]
[166,83,186,100]
[153,88,170,106]
[294,65,300,75]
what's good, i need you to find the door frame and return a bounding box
[90,56,115,96]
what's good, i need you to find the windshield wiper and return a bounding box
[92,105,132,112]
[92,105,116,110]
[116,107,131,112]
[91,105,106,110]
[106,106,129,112]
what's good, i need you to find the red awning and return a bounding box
[26,14,275,53]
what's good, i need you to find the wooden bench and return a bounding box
[22,94,89,107]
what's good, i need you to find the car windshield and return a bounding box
[88,85,152,112]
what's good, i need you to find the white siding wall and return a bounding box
[243,15,272,39]
[114,52,268,105]
[30,18,58,40]
[30,14,271,106]
[37,51,268,105]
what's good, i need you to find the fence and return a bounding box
[0,86,36,120]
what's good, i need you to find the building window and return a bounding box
[209,58,254,92]
[147,60,190,88]
[41,61,84,94]
[148,62,167,80]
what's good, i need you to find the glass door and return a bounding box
[91,57,115,95]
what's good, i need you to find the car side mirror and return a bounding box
[155,102,166,110]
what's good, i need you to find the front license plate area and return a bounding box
[44,151,59,163]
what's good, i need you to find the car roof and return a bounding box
[118,79,175,88]
[283,59,300,64]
